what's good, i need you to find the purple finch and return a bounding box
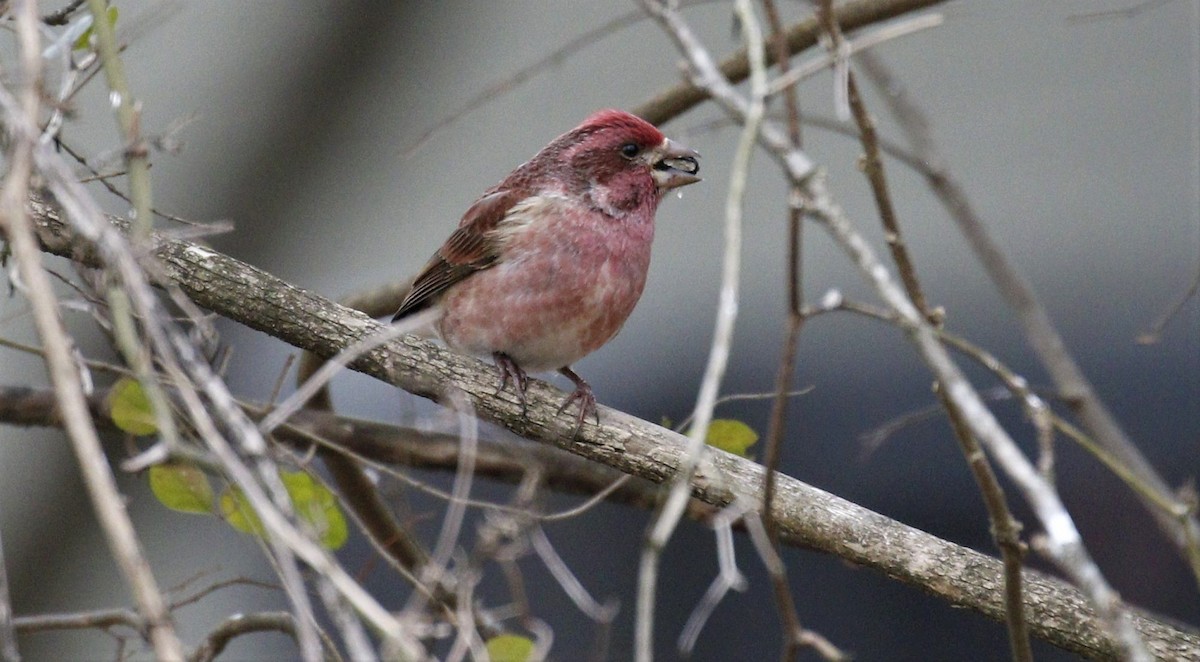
[393,109,700,434]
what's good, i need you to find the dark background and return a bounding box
[1,1,1197,659]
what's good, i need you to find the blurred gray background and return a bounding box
[1,0,1197,659]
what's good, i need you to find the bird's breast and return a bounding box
[435,197,655,371]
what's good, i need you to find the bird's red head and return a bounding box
[573,109,667,151]
[518,110,701,218]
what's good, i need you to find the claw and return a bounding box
[492,352,529,414]
[557,366,599,437]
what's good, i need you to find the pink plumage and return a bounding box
[394,109,700,434]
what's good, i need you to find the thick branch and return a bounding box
[22,199,1200,660]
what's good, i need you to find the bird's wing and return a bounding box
[392,189,521,320]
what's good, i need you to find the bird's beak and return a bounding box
[651,138,701,190]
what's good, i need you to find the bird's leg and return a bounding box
[557,366,599,437]
[492,352,529,413]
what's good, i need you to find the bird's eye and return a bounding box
[620,143,641,159]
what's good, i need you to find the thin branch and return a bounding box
[630,0,950,125]
[1137,266,1200,345]
[764,12,944,98]
[402,0,720,157]
[806,175,1152,661]
[810,298,1198,526]
[678,501,750,656]
[642,1,1153,657]
[758,0,811,657]
[82,0,190,539]
[0,382,718,529]
[0,526,19,662]
[761,0,803,146]
[818,4,1024,658]
[739,508,845,661]
[816,4,934,321]
[168,576,281,612]
[187,611,335,662]
[414,391,479,611]
[85,0,152,239]
[671,387,812,432]
[13,607,142,634]
[263,317,431,434]
[636,1,763,659]
[0,3,184,659]
[313,580,371,662]
[5,101,416,662]
[934,384,1033,662]
[289,294,452,631]
[855,50,1200,582]
[531,527,618,623]
[288,278,446,615]
[42,0,88,26]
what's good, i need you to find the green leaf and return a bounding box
[218,473,348,550]
[703,419,759,457]
[107,376,158,436]
[149,463,213,514]
[219,485,265,537]
[73,5,119,52]
[485,634,535,662]
[282,471,348,550]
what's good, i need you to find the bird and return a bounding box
[392,109,700,435]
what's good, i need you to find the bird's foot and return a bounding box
[557,366,599,438]
[492,352,529,414]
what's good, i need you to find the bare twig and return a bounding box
[1137,261,1200,345]
[538,475,632,522]
[1065,0,1173,23]
[167,575,281,612]
[758,0,810,656]
[289,290,450,629]
[41,0,87,26]
[934,384,1033,662]
[810,298,1197,525]
[855,50,1200,582]
[0,527,19,662]
[635,1,763,659]
[289,277,445,595]
[816,4,1025,658]
[262,315,432,434]
[0,3,184,658]
[187,611,338,662]
[531,527,618,623]
[817,3,935,322]
[671,387,812,432]
[678,501,750,656]
[403,0,719,157]
[84,0,151,238]
[13,607,142,634]
[4,98,418,662]
[765,12,944,97]
[313,579,371,662]
[807,177,1152,661]
[416,390,479,609]
[740,509,845,661]
[631,0,950,125]
[642,1,1152,657]
[761,0,803,147]
[81,0,187,474]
